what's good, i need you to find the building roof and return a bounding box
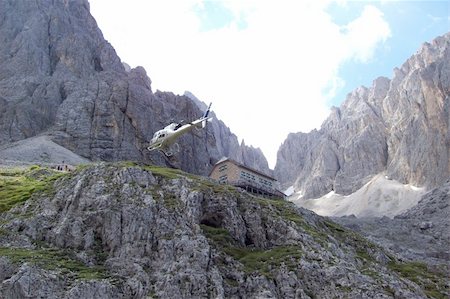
[210,157,276,181]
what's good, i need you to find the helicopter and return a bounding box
[147,103,212,157]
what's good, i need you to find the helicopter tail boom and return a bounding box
[201,102,212,128]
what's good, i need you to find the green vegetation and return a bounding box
[259,198,304,225]
[323,220,379,261]
[200,224,235,245]
[0,166,68,212]
[0,247,107,280]
[322,220,346,234]
[388,260,448,299]
[355,249,375,263]
[225,245,302,276]
[144,165,185,180]
[200,224,302,278]
[195,179,240,195]
[360,268,379,280]
[324,219,390,282]
[258,198,328,243]
[149,184,183,211]
[161,192,183,210]
[143,163,237,195]
[71,163,91,171]
[117,161,139,168]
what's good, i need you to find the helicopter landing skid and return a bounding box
[160,143,180,158]
[158,143,180,169]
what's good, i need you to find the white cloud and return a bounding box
[90,0,391,168]
[343,5,391,62]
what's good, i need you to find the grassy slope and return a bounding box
[0,165,67,212]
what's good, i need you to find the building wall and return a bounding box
[210,160,241,183]
[210,160,276,189]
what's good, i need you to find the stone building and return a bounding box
[209,157,285,199]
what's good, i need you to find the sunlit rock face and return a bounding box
[0,163,434,298]
[275,33,449,199]
[0,0,270,176]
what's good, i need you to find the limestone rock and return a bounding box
[0,0,270,176]
[275,33,449,198]
[0,163,439,298]
[335,181,450,266]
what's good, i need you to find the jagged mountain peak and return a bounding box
[275,32,449,202]
[0,0,270,176]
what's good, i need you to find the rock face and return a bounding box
[275,33,450,198]
[335,181,450,267]
[1,163,445,298]
[0,0,270,176]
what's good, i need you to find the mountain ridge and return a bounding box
[0,0,270,176]
[275,32,449,200]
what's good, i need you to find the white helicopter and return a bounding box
[147,103,213,157]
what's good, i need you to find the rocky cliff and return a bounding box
[335,181,449,267]
[275,33,450,199]
[1,163,446,298]
[0,0,270,176]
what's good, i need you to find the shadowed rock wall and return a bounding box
[0,0,270,176]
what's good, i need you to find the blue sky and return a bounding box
[327,1,449,105]
[194,1,248,31]
[90,0,449,167]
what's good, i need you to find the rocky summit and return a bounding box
[275,33,449,199]
[0,163,447,298]
[0,0,270,176]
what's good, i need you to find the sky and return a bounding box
[89,0,449,168]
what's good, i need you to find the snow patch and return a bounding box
[409,185,422,191]
[324,190,336,199]
[295,190,304,200]
[289,174,426,218]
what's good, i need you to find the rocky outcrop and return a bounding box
[335,181,450,267]
[275,33,450,198]
[0,0,270,176]
[274,130,322,192]
[1,163,445,298]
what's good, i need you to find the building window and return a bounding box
[258,178,274,188]
[219,164,228,172]
[240,171,255,182]
[219,175,228,183]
